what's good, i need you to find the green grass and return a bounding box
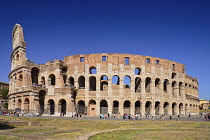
[0,116,209,140]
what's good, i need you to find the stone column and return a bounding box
[108,99,112,114]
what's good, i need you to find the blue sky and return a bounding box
[0,0,210,99]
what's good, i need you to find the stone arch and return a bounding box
[172,81,177,96]
[155,101,160,115]
[68,76,74,87]
[185,103,188,115]
[39,90,46,114]
[124,76,131,88]
[100,75,108,91]
[48,99,55,115]
[100,100,108,114]
[89,76,96,91]
[18,74,23,87]
[113,100,119,114]
[171,72,176,79]
[112,75,120,90]
[63,75,67,85]
[135,77,141,93]
[145,77,151,93]
[179,82,183,96]
[77,100,85,114]
[59,99,66,113]
[89,66,97,74]
[24,98,30,113]
[78,76,85,89]
[163,79,169,92]
[179,103,184,115]
[134,68,141,75]
[124,100,131,114]
[89,100,96,115]
[135,101,141,114]
[17,99,22,109]
[172,102,177,115]
[145,101,152,115]
[31,67,39,85]
[155,78,161,92]
[163,102,169,115]
[41,76,45,86]
[48,74,56,86]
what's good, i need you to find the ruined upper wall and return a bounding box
[64,53,185,73]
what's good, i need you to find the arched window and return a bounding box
[31,67,39,84]
[89,76,96,91]
[68,76,74,87]
[100,75,108,91]
[135,77,141,93]
[155,78,160,91]
[163,79,169,92]
[172,81,177,96]
[124,76,131,88]
[172,73,176,79]
[89,66,97,74]
[134,68,141,75]
[49,74,56,86]
[145,77,151,93]
[78,76,85,89]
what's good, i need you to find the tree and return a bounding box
[0,89,9,99]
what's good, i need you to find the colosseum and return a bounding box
[8,24,199,116]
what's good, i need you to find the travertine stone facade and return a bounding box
[8,24,199,116]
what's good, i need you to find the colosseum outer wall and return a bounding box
[8,24,199,116]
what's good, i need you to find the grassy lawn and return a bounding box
[0,116,209,140]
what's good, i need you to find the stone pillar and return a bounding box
[108,99,112,114]
[141,101,145,117]
[119,100,124,115]
[151,101,155,115]
[96,100,100,115]
[130,101,135,115]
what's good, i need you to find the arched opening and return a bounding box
[163,102,169,115]
[48,74,56,86]
[164,79,169,92]
[48,99,55,115]
[179,82,183,96]
[172,102,177,115]
[63,75,67,85]
[41,76,45,86]
[135,101,141,114]
[145,101,152,115]
[18,74,23,87]
[100,100,108,114]
[39,90,46,114]
[100,76,108,91]
[59,99,66,113]
[135,77,141,93]
[134,68,141,75]
[112,75,120,90]
[112,101,119,114]
[78,76,85,89]
[172,73,176,79]
[24,98,30,113]
[89,76,96,91]
[77,100,85,114]
[68,76,74,87]
[124,100,130,114]
[185,103,188,115]
[145,77,151,93]
[155,101,160,115]
[172,81,177,96]
[89,100,96,115]
[155,78,161,92]
[31,67,39,85]
[17,99,22,109]
[61,67,68,74]
[179,103,183,115]
[124,76,131,88]
[89,66,97,74]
